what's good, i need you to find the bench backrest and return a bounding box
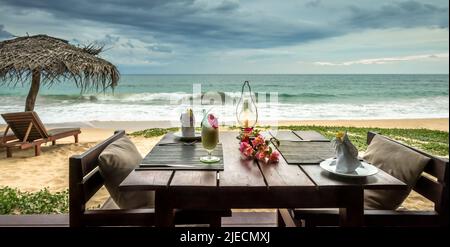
[69,130,125,227]
[367,132,449,224]
[1,111,49,142]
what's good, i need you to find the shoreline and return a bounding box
[2,118,447,132]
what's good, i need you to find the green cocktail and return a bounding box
[200,113,220,163]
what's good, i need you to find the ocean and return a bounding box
[0,74,448,124]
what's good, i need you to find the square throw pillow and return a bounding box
[362,135,430,210]
[98,136,154,209]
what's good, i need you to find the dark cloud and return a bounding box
[0,24,13,39]
[214,0,239,12]
[0,0,447,51]
[305,0,321,8]
[0,0,340,49]
[345,1,448,29]
[147,45,172,53]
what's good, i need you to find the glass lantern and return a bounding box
[236,81,258,130]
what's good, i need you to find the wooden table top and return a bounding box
[120,130,406,191]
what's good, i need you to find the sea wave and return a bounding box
[9,91,340,104]
[0,96,447,123]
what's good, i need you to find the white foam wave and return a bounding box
[0,96,448,124]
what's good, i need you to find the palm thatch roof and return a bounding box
[0,34,119,92]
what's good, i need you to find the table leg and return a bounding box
[155,190,174,227]
[339,187,364,227]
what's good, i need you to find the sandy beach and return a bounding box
[1,118,446,210]
[4,117,446,132]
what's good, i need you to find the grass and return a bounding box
[276,125,448,156]
[0,187,68,215]
[128,127,179,138]
[132,125,449,156]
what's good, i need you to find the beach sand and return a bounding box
[1,118,446,211]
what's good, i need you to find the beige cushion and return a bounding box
[98,136,154,209]
[47,127,80,136]
[362,135,430,210]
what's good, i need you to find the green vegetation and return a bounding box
[0,187,68,215]
[129,127,179,138]
[276,125,448,156]
[133,126,449,156]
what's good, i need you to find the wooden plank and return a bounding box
[414,175,443,204]
[257,158,314,187]
[221,212,277,227]
[141,144,223,170]
[294,131,329,141]
[0,212,282,227]
[119,170,174,191]
[81,168,105,203]
[300,165,407,190]
[275,140,335,164]
[218,132,267,189]
[155,190,175,227]
[170,171,218,187]
[268,130,301,141]
[256,132,314,188]
[0,214,69,227]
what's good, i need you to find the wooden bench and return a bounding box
[69,130,231,227]
[279,131,449,227]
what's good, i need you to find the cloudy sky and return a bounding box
[0,0,448,74]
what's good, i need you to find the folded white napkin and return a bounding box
[180,109,195,127]
[180,109,195,137]
[332,132,361,173]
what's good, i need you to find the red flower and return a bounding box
[241,133,250,143]
[269,151,280,163]
[243,127,253,134]
[251,135,265,147]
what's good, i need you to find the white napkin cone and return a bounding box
[333,132,361,173]
[180,109,195,137]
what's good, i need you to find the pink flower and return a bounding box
[269,151,280,163]
[208,114,219,128]
[239,141,249,152]
[255,151,267,161]
[251,135,265,147]
[239,142,253,157]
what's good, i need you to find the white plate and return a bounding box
[319,158,378,178]
[173,131,201,141]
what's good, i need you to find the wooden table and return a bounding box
[120,131,406,227]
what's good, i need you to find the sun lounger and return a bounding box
[1,131,16,142]
[0,111,81,158]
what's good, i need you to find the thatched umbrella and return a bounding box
[0,34,119,111]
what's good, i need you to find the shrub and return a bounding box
[0,187,68,215]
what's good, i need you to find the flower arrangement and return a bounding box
[237,128,280,163]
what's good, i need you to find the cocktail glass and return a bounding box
[200,113,220,163]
